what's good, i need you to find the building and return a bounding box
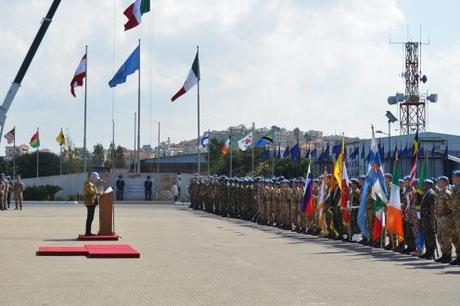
[314,131,460,179]
[142,153,207,174]
[5,144,30,161]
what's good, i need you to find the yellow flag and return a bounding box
[56,129,65,146]
[333,137,345,190]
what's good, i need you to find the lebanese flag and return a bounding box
[171,51,200,102]
[386,163,404,241]
[70,53,87,97]
[124,0,150,31]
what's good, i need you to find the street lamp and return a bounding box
[384,111,398,161]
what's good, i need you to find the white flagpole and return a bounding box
[13,127,16,179]
[137,39,141,174]
[196,45,201,175]
[83,45,88,173]
[207,129,210,176]
[36,127,39,178]
[252,122,255,172]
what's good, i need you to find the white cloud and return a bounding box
[0,0,457,156]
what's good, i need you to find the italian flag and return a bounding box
[124,0,150,31]
[372,195,385,242]
[30,130,40,149]
[386,164,404,241]
[171,51,200,102]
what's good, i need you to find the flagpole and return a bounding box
[13,127,16,179]
[36,127,39,178]
[271,127,275,177]
[83,45,88,173]
[157,121,160,173]
[251,122,255,172]
[229,133,233,177]
[133,112,137,172]
[59,143,63,176]
[207,129,210,176]
[196,45,201,175]
[137,39,141,174]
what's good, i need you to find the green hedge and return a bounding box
[23,185,62,201]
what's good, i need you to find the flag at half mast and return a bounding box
[171,51,200,102]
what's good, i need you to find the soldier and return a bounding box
[419,179,437,259]
[349,178,361,241]
[400,175,416,254]
[6,176,13,209]
[434,176,456,263]
[14,175,24,210]
[448,170,460,265]
[115,175,125,201]
[144,176,153,201]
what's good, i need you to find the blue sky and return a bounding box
[0,0,459,154]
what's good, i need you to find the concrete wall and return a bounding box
[22,172,178,201]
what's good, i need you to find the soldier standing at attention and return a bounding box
[14,175,24,210]
[6,176,13,209]
[434,176,455,263]
[115,175,125,201]
[448,170,460,265]
[419,179,437,260]
[144,176,153,201]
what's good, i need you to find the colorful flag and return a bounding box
[318,169,328,233]
[30,130,40,148]
[123,0,150,31]
[416,154,428,195]
[372,195,385,242]
[341,161,351,224]
[3,127,15,144]
[109,46,140,88]
[358,126,388,239]
[171,51,200,102]
[386,160,404,241]
[290,143,300,162]
[333,138,345,190]
[56,129,65,146]
[301,163,314,216]
[201,133,209,149]
[70,52,87,97]
[220,137,231,156]
[256,130,274,147]
[237,132,253,152]
[409,131,420,187]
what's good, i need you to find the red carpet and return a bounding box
[36,244,140,258]
[77,234,119,241]
[37,247,88,256]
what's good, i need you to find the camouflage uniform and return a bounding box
[420,188,437,258]
[448,184,460,262]
[436,188,456,259]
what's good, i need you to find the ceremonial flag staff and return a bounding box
[230,132,233,177]
[271,127,275,177]
[13,130,16,179]
[251,122,255,172]
[157,121,160,173]
[137,39,141,174]
[207,129,211,176]
[133,112,137,172]
[83,45,88,173]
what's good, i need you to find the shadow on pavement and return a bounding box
[187,208,460,272]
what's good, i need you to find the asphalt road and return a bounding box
[0,204,459,306]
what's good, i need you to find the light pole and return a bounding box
[376,111,398,162]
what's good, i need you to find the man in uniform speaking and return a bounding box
[83,172,102,236]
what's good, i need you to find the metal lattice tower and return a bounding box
[399,42,425,135]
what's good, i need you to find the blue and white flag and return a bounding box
[109,45,140,88]
[358,126,388,238]
[201,133,209,149]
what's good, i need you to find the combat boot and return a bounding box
[435,255,452,263]
[449,258,460,265]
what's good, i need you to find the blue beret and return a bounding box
[399,179,404,183]
[313,179,319,183]
[453,170,460,176]
[403,175,411,180]
[359,175,366,179]
[424,179,434,185]
[351,178,359,183]
[437,176,449,183]
[384,173,392,178]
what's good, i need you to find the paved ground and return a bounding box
[0,204,459,306]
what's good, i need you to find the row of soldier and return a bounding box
[0,174,24,211]
[189,170,460,265]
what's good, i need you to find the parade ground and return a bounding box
[0,204,459,306]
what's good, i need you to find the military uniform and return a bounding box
[14,178,24,210]
[435,187,456,261]
[448,183,460,264]
[419,186,437,259]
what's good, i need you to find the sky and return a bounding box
[0,0,459,154]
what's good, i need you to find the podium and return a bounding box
[98,189,114,235]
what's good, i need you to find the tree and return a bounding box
[15,152,60,178]
[293,127,301,142]
[92,144,105,167]
[113,146,126,168]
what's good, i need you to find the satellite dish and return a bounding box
[395,93,406,102]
